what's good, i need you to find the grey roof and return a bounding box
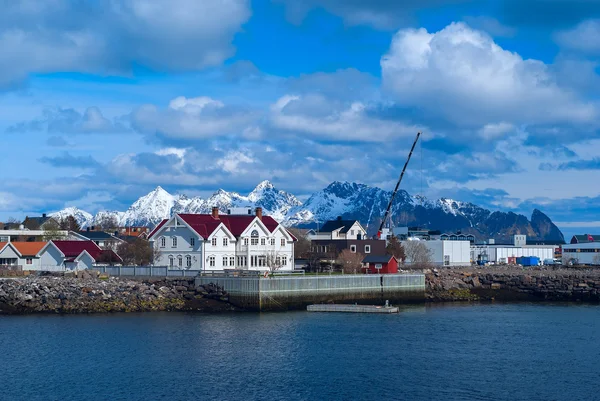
[362,254,395,264]
[320,219,359,234]
[571,235,600,243]
[77,231,118,240]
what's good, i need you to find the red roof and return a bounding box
[177,214,282,238]
[149,213,293,240]
[51,240,122,262]
[148,219,168,238]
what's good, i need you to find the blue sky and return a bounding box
[1,0,600,235]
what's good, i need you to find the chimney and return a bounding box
[42,213,47,218]
[255,207,263,220]
[212,207,219,219]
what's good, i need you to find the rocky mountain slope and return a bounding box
[50,180,564,242]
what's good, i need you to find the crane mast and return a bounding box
[377,131,421,239]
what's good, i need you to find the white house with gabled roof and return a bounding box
[148,207,296,271]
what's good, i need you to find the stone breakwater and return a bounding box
[0,276,236,314]
[426,267,600,303]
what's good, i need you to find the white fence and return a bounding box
[91,266,202,277]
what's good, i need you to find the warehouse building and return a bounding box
[471,235,557,265]
[403,240,471,266]
[562,242,600,265]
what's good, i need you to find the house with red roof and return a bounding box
[148,207,296,271]
[38,240,122,270]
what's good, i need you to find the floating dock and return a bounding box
[307,304,399,313]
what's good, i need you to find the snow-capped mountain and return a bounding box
[50,207,94,228]
[50,180,564,242]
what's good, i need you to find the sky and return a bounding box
[1,0,599,236]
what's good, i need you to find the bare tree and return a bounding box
[59,215,81,231]
[96,215,119,232]
[336,249,365,274]
[403,241,433,268]
[287,227,311,258]
[116,238,158,266]
[43,219,64,241]
[386,235,406,263]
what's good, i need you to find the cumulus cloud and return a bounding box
[381,22,597,127]
[554,19,600,54]
[8,106,126,134]
[0,0,251,88]
[270,94,422,142]
[131,96,256,140]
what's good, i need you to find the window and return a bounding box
[172,236,177,247]
[223,256,228,267]
[26,258,32,265]
[276,256,281,266]
[251,230,259,246]
[244,238,248,246]
[351,230,354,235]
[350,245,357,253]
[261,238,266,246]
[178,255,183,267]
[230,256,235,266]
[258,256,265,267]
[169,255,174,267]
[190,237,195,247]
[281,256,287,266]
[281,238,285,247]
[208,256,215,267]
[271,238,275,246]
[365,245,371,254]
[212,237,217,246]
[186,255,192,268]
[160,237,166,248]
[223,238,228,246]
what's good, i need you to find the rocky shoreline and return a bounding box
[3,267,600,314]
[0,275,237,314]
[426,266,600,303]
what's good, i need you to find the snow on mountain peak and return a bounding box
[50,207,93,228]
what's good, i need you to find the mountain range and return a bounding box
[50,180,565,242]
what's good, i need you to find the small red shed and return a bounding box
[362,254,398,274]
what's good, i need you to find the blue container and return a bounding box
[517,256,540,266]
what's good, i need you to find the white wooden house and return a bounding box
[149,207,296,271]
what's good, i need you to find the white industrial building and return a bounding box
[562,243,600,265]
[403,240,471,266]
[471,235,557,265]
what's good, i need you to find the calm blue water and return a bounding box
[1,304,600,401]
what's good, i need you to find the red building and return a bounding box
[362,254,398,274]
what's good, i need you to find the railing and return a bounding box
[0,265,22,271]
[91,266,202,277]
[198,269,306,277]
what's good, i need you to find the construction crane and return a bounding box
[377,131,422,239]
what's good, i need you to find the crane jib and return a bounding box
[377,132,421,237]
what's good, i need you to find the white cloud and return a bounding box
[555,19,600,54]
[131,96,256,140]
[381,22,598,127]
[0,0,251,88]
[478,122,515,140]
[216,150,256,173]
[270,94,422,142]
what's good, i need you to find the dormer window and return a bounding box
[212,237,217,246]
[160,237,166,248]
[251,230,259,246]
[261,238,266,246]
[223,238,228,246]
[172,236,177,247]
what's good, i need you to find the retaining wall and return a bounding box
[195,274,425,311]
